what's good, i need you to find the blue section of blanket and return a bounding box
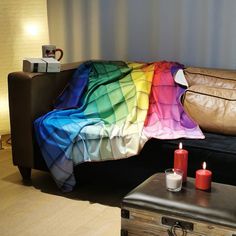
[54,62,91,109]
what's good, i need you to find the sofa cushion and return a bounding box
[182,85,236,135]
[184,67,236,89]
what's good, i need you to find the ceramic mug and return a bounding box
[42,45,63,61]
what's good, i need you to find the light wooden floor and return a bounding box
[0,137,130,236]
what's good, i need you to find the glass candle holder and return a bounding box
[165,169,183,192]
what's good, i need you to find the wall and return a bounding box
[0,0,49,134]
[47,0,236,69]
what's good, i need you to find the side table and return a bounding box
[121,173,236,236]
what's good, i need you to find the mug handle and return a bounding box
[55,48,64,61]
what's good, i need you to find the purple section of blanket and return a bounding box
[143,62,204,139]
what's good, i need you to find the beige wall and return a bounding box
[0,0,49,134]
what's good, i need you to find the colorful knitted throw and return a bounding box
[34,61,204,192]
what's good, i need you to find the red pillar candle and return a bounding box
[195,162,212,191]
[174,142,188,182]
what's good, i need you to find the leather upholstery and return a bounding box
[183,85,236,135]
[184,67,236,88]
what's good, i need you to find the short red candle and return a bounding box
[174,142,188,182]
[195,162,212,191]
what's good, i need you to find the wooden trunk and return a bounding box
[121,207,236,236]
[121,173,236,236]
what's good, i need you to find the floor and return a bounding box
[0,135,130,236]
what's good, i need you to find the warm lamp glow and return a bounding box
[0,97,8,113]
[0,1,49,134]
[24,22,40,36]
[0,97,10,134]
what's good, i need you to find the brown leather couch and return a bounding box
[8,63,236,188]
[8,62,82,180]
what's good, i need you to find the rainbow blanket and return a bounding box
[34,61,204,192]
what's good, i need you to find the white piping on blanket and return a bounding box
[174,69,189,87]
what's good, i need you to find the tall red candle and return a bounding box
[174,142,188,182]
[195,162,212,191]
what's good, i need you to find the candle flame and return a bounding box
[172,169,177,175]
[179,142,183,149]
[203,162,206,170]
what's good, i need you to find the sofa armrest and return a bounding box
[8,62,81,170]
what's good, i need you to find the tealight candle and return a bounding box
[195,162,212,191]
[174,142,188,182]
[165,169,183,192]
